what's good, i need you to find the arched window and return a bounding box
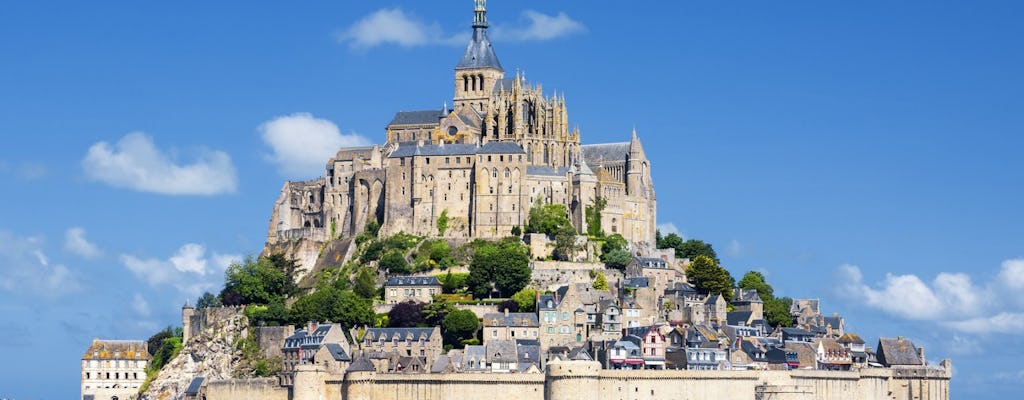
[492,168,498,178]
[543,144,550,164]
[527,143,533,162]
[478,74,484,91]
[504,168,510,178]
[463,75,469,92]
[471,75,477,91]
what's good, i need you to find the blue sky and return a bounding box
[1,1,1022,398]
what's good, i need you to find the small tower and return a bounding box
[181,299,195,345]
[626,127,647,195]
[453,0,505,111]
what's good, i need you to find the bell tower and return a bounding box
[454,0,505,112]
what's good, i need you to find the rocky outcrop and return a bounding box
[141,308,249,400]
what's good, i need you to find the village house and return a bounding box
[625,256,677,296]
[384,276,442,304]
[352,326,444,372]
[282,323,348,385]
[482,310,540,344]
[81,339,150,400]
[624,325,667,369]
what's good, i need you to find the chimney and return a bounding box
[308,321,318,333]
[917,346,926,365]
[504,308,509,317]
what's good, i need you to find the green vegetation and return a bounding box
[437,209,449,236]
[526,199,575,238]
[584,196,607,237]
[196,291,221,309]
[289,286,374,327]
[592,272,609,290]
[466,238,531,298]
[442,309,480,349]
[380,250,411,274]
[219,254,299,306]
[414,239,455,271]
[604,249,632,270]
[437,271,470,294]
[232,331,282,378]
[511,288,537,312]
[737,270,793,327]
[657,233,718,262]
[600,234,628,258]
[140,326,183,394]
[352,266,378,299]
[685,255,735,299]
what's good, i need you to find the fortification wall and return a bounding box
[257,325,295,359]
[341,371,547,400]
[206,378,289,400]
[531,263,623,292]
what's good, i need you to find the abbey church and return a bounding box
[266,1,657,248]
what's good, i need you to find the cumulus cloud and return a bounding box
[0,230,82,298]
[491,10,586,42]
[82,132,238,195]
[120,244,241,299]
[837,264,985,321]
[999,258,1024,290]
[260,113,370,178]
[132,293,150,317]
[657,222,682,237]
[338,8,583,49]
[947,312,1024,335]
[64,227,101,259]
[338,8,465,48]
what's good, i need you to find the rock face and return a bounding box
[141,308,248,400]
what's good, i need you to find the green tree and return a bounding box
[438,271,469,294]
[442,309,479,349]
[657,232,684,251]
[221,256,296,305]
[601,234,628,259]
[511,288,537,312]
[289,288,374,327]
[423,300,457,327]
[196,291,221,309]
[360,241,385,264]
[737,271,774,300]
[552,228,580,261]
[437,209,449,236]
[388,301,426,327]
[593,272,609,290]
[380,250,411,274]
[685,255,735,299]
[510,226,522,237]
[584,197,607,237]
[764,297,794,328]
[526,200,575,238]
[604,249,633,270]
[248,300,289,326]
[469,239,531,298]
[353,267,378,299]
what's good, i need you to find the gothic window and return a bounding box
[492,168,498,178]
[504,168,510,178]
[463,75,469,92]
[543,144,550,164]
[527,144,533,162]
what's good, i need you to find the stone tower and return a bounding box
[181,299,195,344]
[626,128,647,196]
[453,0,504,112]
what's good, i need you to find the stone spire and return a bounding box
[473,0,488,29]
[456,0,502,71]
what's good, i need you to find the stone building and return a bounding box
[482,310,540,344]
[81,338,150,400]
[281,323,349,385]
[351,326,444,372]
[384,276,442,304]
[264,0,657,253]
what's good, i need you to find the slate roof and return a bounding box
[582,142,630,166]
[877,337,923,366]
[822,316,843,329]
[387,141,524,158]
[838,333,865,345]
[185,376,205,395]
[386,276,441,287]
[389,110,443,126]
[624,276,649,288]
[346,355,376,372]
[538,286,569,311]
[727,311,753,327]
[526,165,569,177]
[633,257,669,269]
[487,340,518,363]
[483,312,539,327]
[493,77,518,92]
[456,27,502,70]
[785,342,818,368]
[733,289,763,303]
[569,346,593,361]
[781,327,815,341]
[323,343,351,362]
[463,345,488,370]
[518,343,541,367]
[362,327,437,341]
[704,294,724,305]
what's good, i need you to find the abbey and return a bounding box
[266,0,656,248]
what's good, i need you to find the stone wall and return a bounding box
[206,378,288,400]
[257,326,295,360]
[530,263,623,292]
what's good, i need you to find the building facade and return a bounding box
[81,339,150,400]
[264,0,656,249]
[384,276,442,304]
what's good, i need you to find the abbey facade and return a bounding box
[266,1,656,248]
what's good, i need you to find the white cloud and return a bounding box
[946,312,1024,335]
[491,10,586,42]
[338,8,465,48]
[64,227,101,259]
[0,230,82,298]
[132,293,150,317]
[999,258,1024,290]
[260,113,370,178]
[837,264,986,321]
[120,243,240,299]
[657,222,682,237]
[338,8,583,49]
[82,132,237,195]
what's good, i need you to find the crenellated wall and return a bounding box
[205,359,951,400]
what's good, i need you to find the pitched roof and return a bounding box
[727,311,753,326]
[633,257,668,269]
[456,27,502,71]
[526,165,569,177]
[483,312,539,327]
[877,337,923,366]
[837,333,865,345]
[487,340,518,363]
[386,276,441,287]
[82,339,149,360]
[362,327,437,341]
[389,110,443,126]
[733,289,763,303]
[185,376,205,395]
[387,141,525,158]
[582,142,630,166]
[346,355,376,372]
[323,343,351,362]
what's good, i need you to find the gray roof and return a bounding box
[582,142,630,167]
[727,311,753,326]
[526,165,569,177]
[483,312,539,327]
[323,343,351,362]
[346,354,376,372]
[704,294,724,305]
[517,344,541,366]
[877,338,923,366]
[363,327,437,341]
[185,377,205,395]
[493,77,517,92]
[463,345,487,369]
[386,276,441,287]
[539,286,570,310]
[568,346,593,361]
[487,340,518,363]
[387,141,524,158]
[456,27,502,70]
[624,277,649,288]
[781,327,815,337]
[733,289,763,303]
[389,110,443,126]
[633,257,668,269]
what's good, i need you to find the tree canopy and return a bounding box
[685,255,735,299]
[388,301,426,327]
[511,288,537,312]
[657,235,718,262]
[220,256,299,306]
[526,200,575,238]
[467,238,531,298]
[737,270,792,327]
[604,249,633,270]
[442,309,479,349]
[737,271,774,300]
[352,267,378,299]
[288,287,374,327]
[593,272,609,290]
